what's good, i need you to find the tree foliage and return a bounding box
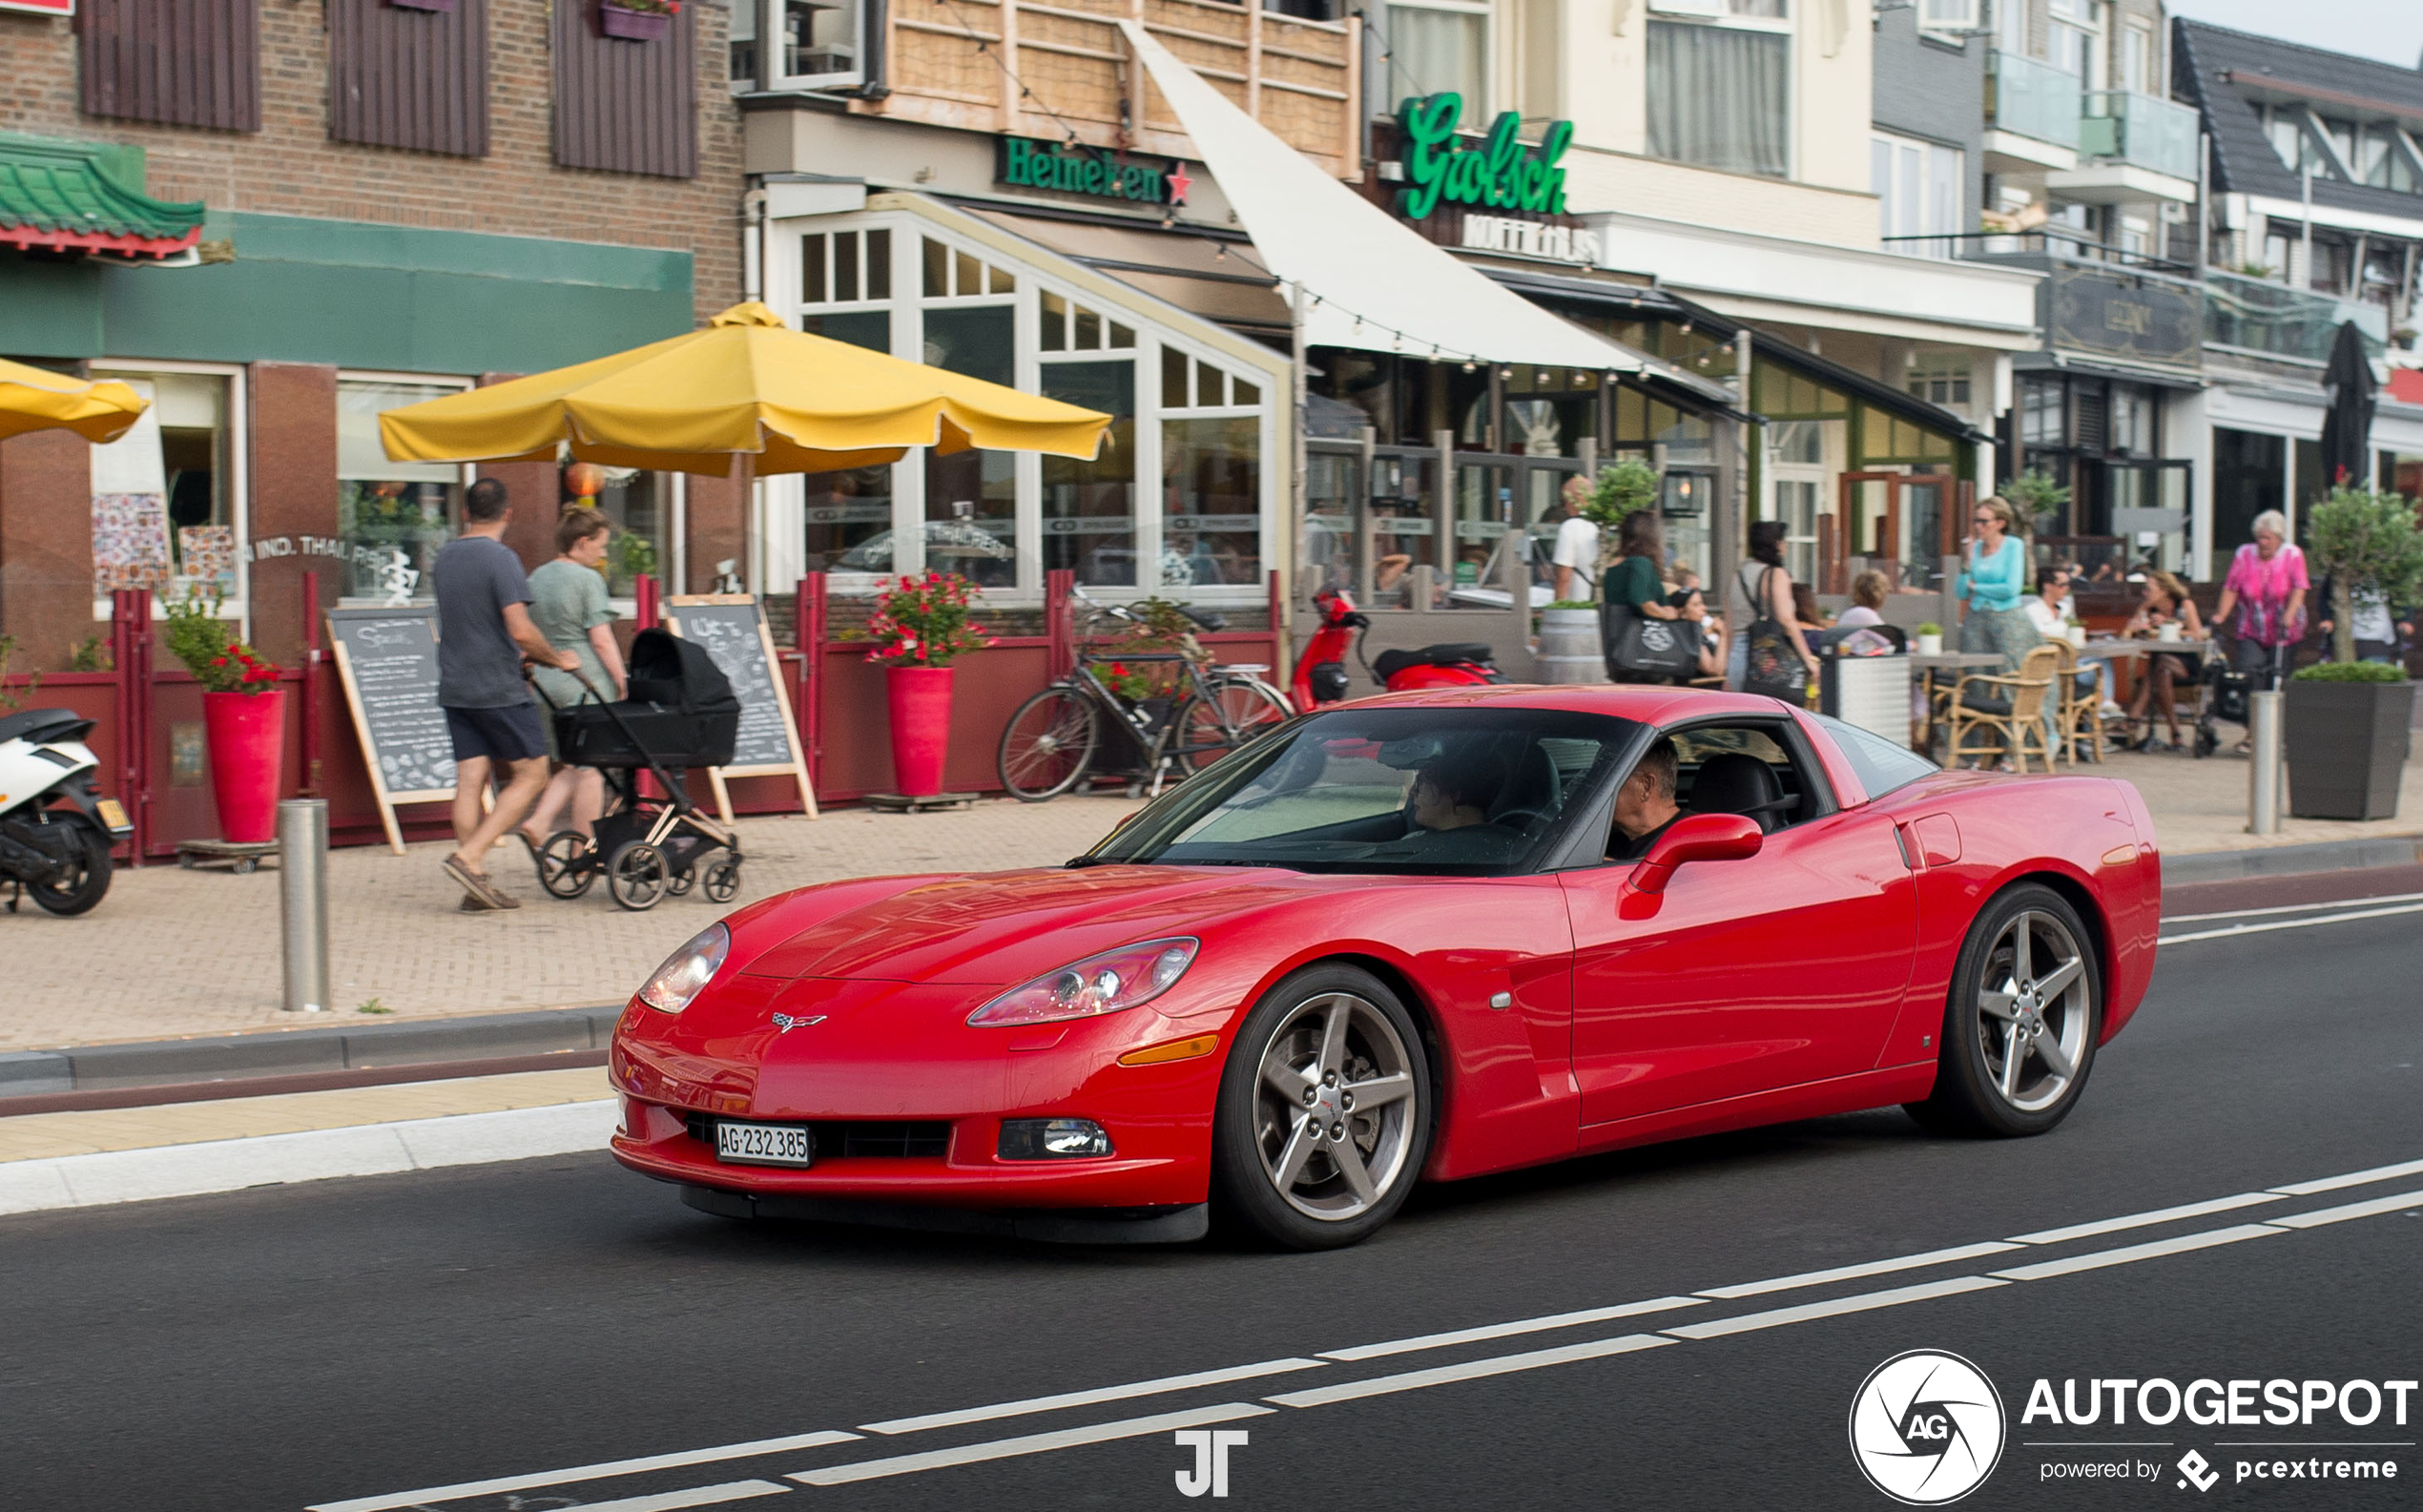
[2305,486,2423,664]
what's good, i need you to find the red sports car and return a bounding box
[609,687,2161,1250]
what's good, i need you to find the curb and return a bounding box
[2162,835,2423,886]
[0,1002,626,1099]
[0,1099,619,1216]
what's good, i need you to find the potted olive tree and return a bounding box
[2285,486,2423,820]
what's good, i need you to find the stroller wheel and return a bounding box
[538,831,596,899]
[2194,726,2218,759]
[703,858,742,904]
[666,868,695,897]
[606,841,671,911]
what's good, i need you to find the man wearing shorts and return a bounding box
[433,477,578,909]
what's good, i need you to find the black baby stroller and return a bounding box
[2190,642,2280,758]
[529,628,746,910]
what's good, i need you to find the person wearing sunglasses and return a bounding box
[1956,495,2042,674]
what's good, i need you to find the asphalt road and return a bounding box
[2,905,2416,1512]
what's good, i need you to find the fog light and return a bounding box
[998,1118,1113,1160]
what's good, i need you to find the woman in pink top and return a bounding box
[2213,508,2309,689]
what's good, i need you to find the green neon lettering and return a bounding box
[1394,94,1576,220]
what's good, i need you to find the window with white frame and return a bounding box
[1873,132,1963,257]
[1996,0,2025,55]
[89,364,243,619]
[1917,0,1979,34]
[1906,353,1973,409]
[1382,0,1488,114]
[1040,292,1140,588]
[1768,420,1826,587]
[2046,0,2103,88]
[2120,17,2154,94]
[1646,2,1791,179]
[1159,346,1265,590]
[2354,124,2422,195]
[768,0,864,90]
[921,238,1020,590]
[337,377,472,604]
[730,0,758,89]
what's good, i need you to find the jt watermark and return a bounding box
[1174,1429,1249,1498]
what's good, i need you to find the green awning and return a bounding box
[0,134,204,259]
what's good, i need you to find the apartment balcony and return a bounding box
[1985,52,2081,174]
[2047,91,2201,204]
[2204,269,2388,368]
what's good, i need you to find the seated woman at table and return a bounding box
[2122,570,2206,753]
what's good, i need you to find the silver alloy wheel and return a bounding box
[1975,908,2091,1113]
[1253,991,1418,1221]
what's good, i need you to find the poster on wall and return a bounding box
[90,379,172,597]
[177,526,238,597]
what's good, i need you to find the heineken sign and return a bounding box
[1396,93,1573,222]
[998,136,1191,206]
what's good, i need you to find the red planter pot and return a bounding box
[203,690,286,845]
[885,666,955,797]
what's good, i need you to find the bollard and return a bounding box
[2247,690,2284,836]
[280,798,330,1013]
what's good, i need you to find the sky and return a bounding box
[2163,0,2423,70]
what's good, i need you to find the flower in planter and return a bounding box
[164,594,282,694]
[1099,662,1154,703]
[855,571,996,667]
[607,0,680,12]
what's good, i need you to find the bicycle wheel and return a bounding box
[1173,676,1293,773]
[997,686,1099,801]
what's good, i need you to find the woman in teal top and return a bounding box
[1956,495,2041,673]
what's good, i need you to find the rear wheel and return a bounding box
[1212,963,1432,1250]
[998,687,1098,801]
[23,813,113,917]
[605,841,670,911]
[1173,676,1292,773]
[1906,883,2102,1138]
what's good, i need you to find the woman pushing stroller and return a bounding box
[518,507,628,858]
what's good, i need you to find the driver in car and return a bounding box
[1392,749,1520,860]
[1609,737,1683,860]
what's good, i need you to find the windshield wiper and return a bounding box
[1064,855,1123,868]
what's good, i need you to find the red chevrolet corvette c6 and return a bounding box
[609,686,2161,1249]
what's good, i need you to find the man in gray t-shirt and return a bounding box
[431,477,577,910]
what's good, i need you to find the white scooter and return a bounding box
[0,707,131,915]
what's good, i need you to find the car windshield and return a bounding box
[1084,707,1640,876]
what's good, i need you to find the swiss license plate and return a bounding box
[714,1120,814,1168]
[94,799,130,832]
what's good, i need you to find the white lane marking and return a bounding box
[304,1434,859,1512]
[2007,1191,2280,1246]
[2269,1189,2423,1229]
[1270,1333,1674,1409]
[2161,900,2423,945]
[2272,1157,2423,1196]
[859,1358,1326,1435]
[2163,890,2423,924]
[1318,1296,1703,1362]
[559,1482,791,1512]
[1989,1223,2283,1282]
[1697,1241,2024,1299]
[1662,1275,2007,1340]
[788,1404,1270,1487]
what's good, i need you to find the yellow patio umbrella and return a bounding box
[379,301,1110,472]
[0,357,148,445]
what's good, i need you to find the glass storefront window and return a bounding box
[803,466,896,573]
[1308,350,1392,439]
[923,305,1014,387]
[89,371,237,605]
[1304,451,1359,594]
[1162,417,1261,589]
[925,449,1017,589]
[1042,361,1137,588]
[1502,366,1600,458]
[338,380,466,603]
[585,468,673,598]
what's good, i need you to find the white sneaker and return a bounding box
[2099,699,2124,718]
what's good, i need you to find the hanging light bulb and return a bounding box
[1461,362,1477,372]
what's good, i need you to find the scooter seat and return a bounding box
[1373,643,1498,682]
[0,708,92,747]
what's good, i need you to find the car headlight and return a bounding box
[638,922,730,1014]
[967,938,1199,1027]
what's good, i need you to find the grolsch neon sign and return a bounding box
[1396,93,1573,222]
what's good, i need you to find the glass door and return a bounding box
[1366,447,1440,609]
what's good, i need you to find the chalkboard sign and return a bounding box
[326,607,456,853]
[664,595,818,819]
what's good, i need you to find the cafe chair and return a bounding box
[2048,640,2105,766]
[1947,644,2061,774]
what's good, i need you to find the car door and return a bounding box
[1560,721,1919,1129]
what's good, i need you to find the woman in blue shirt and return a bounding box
[1956,495,2042,673]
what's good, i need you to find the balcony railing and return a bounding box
[2203,270,2387,365]
[1987,52,2081,151]
[2078,90,2201,181]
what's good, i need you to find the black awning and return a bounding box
[1475,267,1759,424]
[1654,296,1993,445]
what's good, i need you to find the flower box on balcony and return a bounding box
[600,0,674,40]
[388,0,455,11]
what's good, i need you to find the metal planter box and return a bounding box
[2285,677,2415,821]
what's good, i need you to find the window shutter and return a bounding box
[328,0,491,158]
[554,1,699,178]
[80,0,261,132]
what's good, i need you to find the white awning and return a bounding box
[1119,22,1641,374]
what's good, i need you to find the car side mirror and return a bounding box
[1628,813,1762,895]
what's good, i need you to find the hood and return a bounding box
[739,865,1318,985]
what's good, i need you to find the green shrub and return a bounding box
[1916,621,1943,636]
[2290,659,2406,683]
[2306,486,2423,665]
[1544,600,1599,611]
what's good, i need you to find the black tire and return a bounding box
[538,831,595,899]
[702,858,741,904]
[1905,883,2102,1138]
[1172,677,1292,774]
[1212,963,1434,1251]
[23,814,113,917]
[997,687,1098,801]
[605,841,670,911]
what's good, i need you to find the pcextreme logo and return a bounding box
[1850,1350,2008,1505]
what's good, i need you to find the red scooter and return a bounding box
[1290,586,1507,710]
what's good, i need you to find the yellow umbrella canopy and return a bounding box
[0,357,149,445]
[379,301,1111,472]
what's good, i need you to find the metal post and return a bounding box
[280,798,329,1014]
[2247,690,2284,836]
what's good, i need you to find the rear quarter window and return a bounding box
[1812,714,1938,801]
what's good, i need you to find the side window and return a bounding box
[1810,713,1939,801]
[1669,724,1816,835]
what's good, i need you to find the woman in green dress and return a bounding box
[1602,508,1688,683]
[520,507,628,850]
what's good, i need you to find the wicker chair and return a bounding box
[1947,644,2061,773]
[2049,640,2105,765]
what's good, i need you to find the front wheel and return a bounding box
[605,841,671,911]
[1906,883,2102,1138]
[1173,677,1292,773]
[997,687,1098,801]
[1212,963,1433,1250]
[22,813,113,916]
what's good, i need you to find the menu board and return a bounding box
[663,595,817,819]
[326,607,456,853]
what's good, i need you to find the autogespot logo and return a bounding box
[1850,1350,2008,1505]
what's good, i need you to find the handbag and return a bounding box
[1741,567,1811,702]
[1602,600,1702,680]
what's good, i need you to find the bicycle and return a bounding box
[996,589,1293,801]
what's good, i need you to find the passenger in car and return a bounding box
[1394,749,1523,861]
[1608,737,1683,860]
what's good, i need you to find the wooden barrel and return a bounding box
[1535,608,1605,684]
